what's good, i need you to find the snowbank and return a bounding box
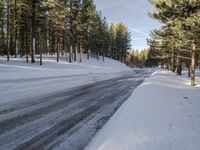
[86,70,200,150]
[0,56,131,105]
[0,55,130,80]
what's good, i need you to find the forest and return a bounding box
[147,0,200,86]
[0,0,131,64]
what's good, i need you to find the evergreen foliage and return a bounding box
[148,0,200,85]
[0,0,132,64]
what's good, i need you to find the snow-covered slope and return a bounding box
[0,55,130,80]
[0,55,131,104]
[86,70,200,150]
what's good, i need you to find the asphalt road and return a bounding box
[0,70,151,150]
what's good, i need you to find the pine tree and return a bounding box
[0,0,4,56]
[108,23,116,59]
[0,0,132,66]
[81,0,96,59]
[149,0,200,85]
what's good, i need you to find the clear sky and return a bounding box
[94,0,161,51]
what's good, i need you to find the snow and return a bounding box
[0,55,131,105]
[0,55,130,80]
[86,70,200,150]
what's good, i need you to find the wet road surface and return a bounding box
[0,70,151,150]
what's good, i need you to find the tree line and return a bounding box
[148,0,200,86]
[0,0,131,64]
[127,49,150,68]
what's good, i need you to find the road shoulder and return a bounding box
[86,70,200,150]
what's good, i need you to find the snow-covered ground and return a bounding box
[0,55,130,80]
[86,70,200,150]
[0,55,131,105]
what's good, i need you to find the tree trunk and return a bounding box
[73,42,76,61]
[166,64,169,70]
[87,49,89,59]
[19,25,24,58]
[45,13,48,57]
[57,37,59,63]
[191,43,196,86]
[15,27,18,58]
[188,63,191,78]
[31,0,36,63]
[40,48,42,65]
[25,20,28,63]
[10,24,13,56]
[176,55,182,75]
[65,45,68,62]
[38,29,42,65]
[79,44,82,62]
[69,45,72,63]
[97,50,99,60]
[171,48,175,72]
[39,42,42,66]
[7,0,10,61]
[14,0,17,58]
[63,38,68,62]
[1,20,4,56]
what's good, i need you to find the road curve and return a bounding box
[0,70,150,150]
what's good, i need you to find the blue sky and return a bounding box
[94,0,161,50]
